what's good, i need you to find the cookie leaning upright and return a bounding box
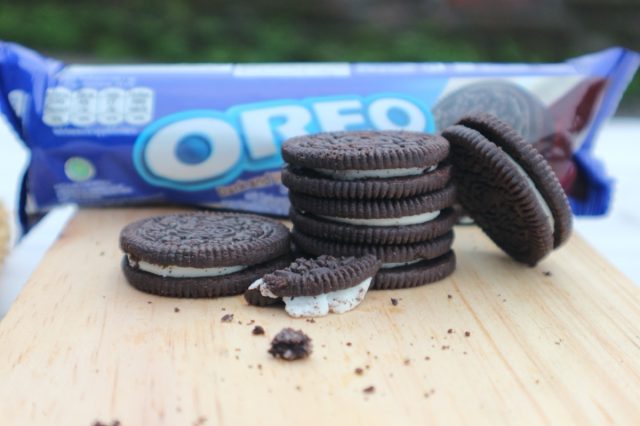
[282,131,457,290]
[120,212,291,298]
[441,114,572,266]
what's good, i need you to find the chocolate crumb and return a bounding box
[295,385,302,391]
[463,351,468,355]
[464,331,471,337]
[365,365,370,370]
[441,345,449,350]
[237,321,243,325]
[306,318,316,323]
[535,379,540,384]
[174,307,180,313]
[355,367,364,375]
[363,386,375,394]
[247,319,255,325]
[147,301,152,304]
[221,314,234,323]
[543,271,552,277]
[403,358,411,366]
[424,356,430,361]
[257,364,262,370]
[346,342,352,347]
[390,298,399,306]
[193,416,207,426]
[99,251,105,257]
[447,329,453,334]
[447,294,452,299]
[268,328,312,360]
[252,325,265,336]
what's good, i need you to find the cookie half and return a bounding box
[442,114,572,266]
[372,251,456,290]
[120,212,291,297]
[281,164,452,199]
[283,131,449,172]
[245,255,381,317]
[290,207,456,245]
[291,229,453,264]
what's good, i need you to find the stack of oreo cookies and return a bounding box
[282,131,457,290]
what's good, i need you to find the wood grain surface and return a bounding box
[0,207,639,426]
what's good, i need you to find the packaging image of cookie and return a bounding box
[0,41,637,232]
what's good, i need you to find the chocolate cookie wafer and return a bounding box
[120,212,291,297]
[442,113,572,266]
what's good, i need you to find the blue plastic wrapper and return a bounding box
[0,41,637,231]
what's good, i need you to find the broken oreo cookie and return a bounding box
[245,254,381,317]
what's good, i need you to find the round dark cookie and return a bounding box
[433,81,552,145]
[290,207,456,245]
[122,254,292,298]
[282,131,449,170]
[288,183,456,219]
[442,115,570,266]
[371,251,456,290]
[120,212,290,268]
[456,114,572,248]
[291,229,454,263]
[281,164,452,199]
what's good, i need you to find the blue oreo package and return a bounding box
[0,41,638,231]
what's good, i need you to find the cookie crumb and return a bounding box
[221,314,234,323]
[464,331,471,337]
[424,356,430,361]
[447,294,452,299]
[99,251,105,257]
[174,307,180,313]
[252,325,265,336]
[403,358,411,366]
[193,416,207,426]
[390,298,399,306]
[257,363,262,370]
[363,385,375,394]
[268,328,312,360]
[147,301,152,304]
[354,367,364,375]
[247,319,255,325]
[447,328,453,334]
[295,385,302,391]
[306,318,316,323]
[543,271,552,276]
[441,345,450,350]
[346,342,352,347]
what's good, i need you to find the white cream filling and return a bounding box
[128,254,247,278]
[314,164,437,180]
[250,277,372,318]
[319,210,440,227]
[381,259,423,269]
[503,155,555,231]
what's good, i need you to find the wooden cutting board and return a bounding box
[0,207,639,426]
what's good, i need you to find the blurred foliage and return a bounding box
[0,1,637,112]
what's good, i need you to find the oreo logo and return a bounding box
[133,94,434,191]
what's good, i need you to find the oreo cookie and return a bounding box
[442,113,572,266]
[120,212,291,297]
[291,230,453,265]
[245,254,381,317]
[282,131,450,198]
[433,81,552,145]
[289,183,456,225]
[289,207,457,245]
[373,251,456,290]
[282,164,452,199]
